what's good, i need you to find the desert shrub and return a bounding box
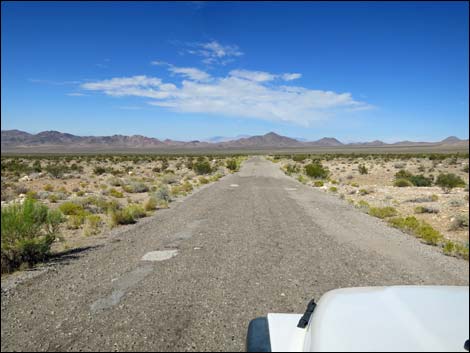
[313,180,324,187]
[44,164,69,179]
[462,165,469,173]
[198,176,209,184]
[123,181,149,193]
[414,206,439,214]
[297,175,307,184]
[442,241,468,260]
[194,160,212,175]
[47,194,58,203]
[32,160,42,172]
[435,173,466,193]
[329,186,338,192]
[305,163,329,179]
[43,184,54,192]
[83,214,102,236]
[93,166,106,175]
[1,198,63,273]
[154,185,171,202]
[67,211,89,229]
[358,188,371,195]
[210,173,223,182]
[181,181,193,193]
[356,200,370,211]
[285,164,299,175]
[350,182,359,187]
[144,197,158,211]
[59,201,84,215]
[368,206,397,219]
[409,174,433,187]
[292,154,307,162]
[226,159,239,171]
[395,169,413,179]
[108,177,123,187]
[388,216,443,245]
[449,214,469,230]
[109,188,124,198]
[109,204,145,227]
[358,165,368,175]
[110,209,135,226]
[394,178,413,187]
[161,173,178,184]
[126,204,146,219]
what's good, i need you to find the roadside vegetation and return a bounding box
[1,154,247,274]
[273,152,469,260]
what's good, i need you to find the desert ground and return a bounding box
[273,153,469,259]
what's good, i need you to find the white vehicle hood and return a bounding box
[303,286,469,352]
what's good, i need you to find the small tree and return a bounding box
[358,164,368,175]
[304,163,329,179]
[226,159,238,171]
[194,160,212,175]
[435,173,466,193]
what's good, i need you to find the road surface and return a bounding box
[1,157,468,351]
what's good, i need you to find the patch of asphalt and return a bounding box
[1,157,468,352]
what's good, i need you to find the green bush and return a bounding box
[1,198,64,273]
[144,197,158,211]
[226,159,239,171]
[388,216,443,245]
[198,176,210,184]
[59,201,84,216]
[83,214,102,236]
[409,174,433,187]
[368,206,397,219]
[193,160,212,175]
[395,169,413,179]
[313,180,324,187]
[329,186,338,193]
[123,181,149,193]
[435,173,466,192]
[414,206,439,214]
[292,154,308,162]
[394,178,413,187]
[109,204,146,227]
[109,188,124,198]
[358,165,368,175]
[304,163,329,179]
[93,166,106,175]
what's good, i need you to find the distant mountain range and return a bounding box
[1,129,468,152]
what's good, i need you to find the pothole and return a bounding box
[141,250,179,262]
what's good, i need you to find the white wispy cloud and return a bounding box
[151,61,211,81]
[282,73,302,81]
[66,92,86,96]
[184,40,243,65]
[229,69,302,82]
[81,69,371,126]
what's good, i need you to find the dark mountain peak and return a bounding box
[441,136,461,143]
[264,131,281,137]
[307,137,343,146]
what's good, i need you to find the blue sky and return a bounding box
[1,1,468,142]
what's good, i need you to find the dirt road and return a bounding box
[1,157,468,351]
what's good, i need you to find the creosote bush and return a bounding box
[304,163,329,179]
[435,173,466,193]
[1,198,64,273]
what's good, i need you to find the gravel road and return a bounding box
[1,157,468,352]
